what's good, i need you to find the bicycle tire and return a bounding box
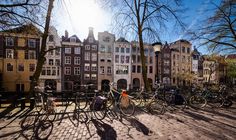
[148,100,165,115]
[73,109,88,123]
[207,94,225,108]
[106,93,114,108]
[35,120,53,140]
[92,101,107,121]
[119,97,135,116]
[189,95,206,108]
[21,111,39,129]
[75,92,88,110]
[46,109,56,122]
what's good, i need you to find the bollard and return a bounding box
[20,97,26,110]
[30,98,34,110]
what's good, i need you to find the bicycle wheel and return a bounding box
[93,101,107,121]
[106,93,114,108]
[148,100,165,115]
[46,108,56,122]
[35,120,53,140]
[21,111,39,129]
[75,92,88,110]
[189,95,206,108]
[73,109,88,123]
[133,92,144,106]
[119,97,135,116]
[172,94,187,111]
[207,94,225,108]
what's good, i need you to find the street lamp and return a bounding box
[152,42,162,83]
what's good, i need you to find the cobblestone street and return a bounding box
[0,103,236,140]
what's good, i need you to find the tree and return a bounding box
[99,0,184,91]
[0,0,45,30]
[189,0,236,54]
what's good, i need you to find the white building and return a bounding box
[98,31,115,90]
[113,37,132,90]
[39,26,62,92]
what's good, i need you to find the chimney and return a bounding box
[65,30,68,39]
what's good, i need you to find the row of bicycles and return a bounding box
[20,83,234,139]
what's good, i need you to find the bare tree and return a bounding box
[99,0,184,91]
[0,0,46,30]
[189,0,236,54]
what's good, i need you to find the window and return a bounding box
[7,63,13,71]
[28,39,36,48]
[56,59,60,66]
[107,66,112,74]
[149,66,153,73]
[121,48,125,53]
[89,37,93,43]
[115,65,129,74]
[149,57,153,64]
[70,37,76,42]
[187,48,190,54]
[18,63,24,71]
[115,47,119,52]
[126,48,130,53]
[6,49,14,58]
[52,67,56,75]
[85,45,90,50]
[91,74,97,80]
[49,59,53,65]
[107,45,111,53]
[84,52,90,61]
[164,68,170,74]
[144,48,148,56]
[132,47,136,53]
[74,47,81,54]
[126,56,130,63]
[65,67,71,75]
[84,74,90,80]
[49,35,54,42]
[65,48,71,54]
[74,57,80,65]
[137,65,141,73]
[57,67,60,76]
[65,56,71,64]
[74,67,80,75]
[100,66,105,74]
[84,63,90,71]
[48,46,54,55]
[42,67,46,75]
[107,58,112,62]
[91,64,97,71]
[164,53,170,58]
[182,46,185,53]
[55,48,60,55]
[137,55,141,63]
[164,60,170,66]
[132,55,136,63]
[6,37,14,46]
[100,45,105,52]
[28,50,36,59]
[103,36,110,42]
[91,53,97,61]
[100,58,105,62]
[92,45,97,50]
[115,55,119,63]
[121,56,125,63]
[47,67,51,75]
[132,65,136,73]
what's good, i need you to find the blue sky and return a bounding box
[52,0,221,54]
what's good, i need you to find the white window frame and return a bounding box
[91,74,97,80]
[92,45,97,50]
[74,57,80,65]
[65,48,71,54]
[28,39,36,48]
[85,45,90,50]
[74,67,80,75]
[74,47,81,54]
[91,64,97,71]
[84,63,90,71]
[28,50,36,59]
[84,52,90,61]
[91,53,97,61]
[65,67,71,75]
[65,56,71,64]
[6,49,14,59]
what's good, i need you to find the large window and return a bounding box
[91,53,97,61]
[126,48,130,53]
[115,47,119,52]
[28,39,36,48]
[132,55,136,63]
[65,48,71,54]
[84,52,90,61]
[55,59,60,66]
[49,59,54,65]
[100,66,105,74]
[121,55,125,63]
[137,65,141,73]
[132,65,136,73]
[74,57,80,65]
[7,63,13,71]
[149,66,153,73]
[85,45,90,50]
[100,45,105,52]
[48,46,53,55]
[6,37,14,46]
[65,67,71,75]
[18,63,24,71]
[84,63,90,71]
[65,56,71,64]
[52,67,56,75]
[92,45,97,50]
[121,48,125,53]
[91,64,97,71]
[84,74,90,80]
[126,56,130,63]
[115,65,129,74]
[107,66,112,74]
[70,37,76,42]
[47,67,51,75]
[55,48,60,55]
[115,55,119,63]
[6,49,14,58]
[182,46,185,53]
[48,35,54,42]
[91,74,97,80]
[28,50,36,59]
[29,64,35,72]
[74,47,81,54]
[74,67,80,75]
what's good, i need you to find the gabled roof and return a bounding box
[62,35,81,43]
[0,23,42,35]
[116,37,129,43]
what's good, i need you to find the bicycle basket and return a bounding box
[91,96,107,111]
[120,91,129,107]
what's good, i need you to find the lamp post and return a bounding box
[152,42,162,83]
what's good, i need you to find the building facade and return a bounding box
[191,46,201,84]
[97,31,115,91]
[82,27,98,90]
[113,38,132,90]
[61,31,83,91]
[0,24,40,92]
[39,26,62,92]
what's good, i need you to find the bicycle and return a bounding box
[104,82,135,117]
[34,86,57,122]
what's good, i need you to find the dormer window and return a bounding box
[70,37,76,42]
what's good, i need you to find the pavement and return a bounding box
[0,103,236,140]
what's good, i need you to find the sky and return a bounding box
[52,0,221,54]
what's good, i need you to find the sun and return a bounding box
[60,0,109,38]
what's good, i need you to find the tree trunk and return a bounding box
[29,0,55,95]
